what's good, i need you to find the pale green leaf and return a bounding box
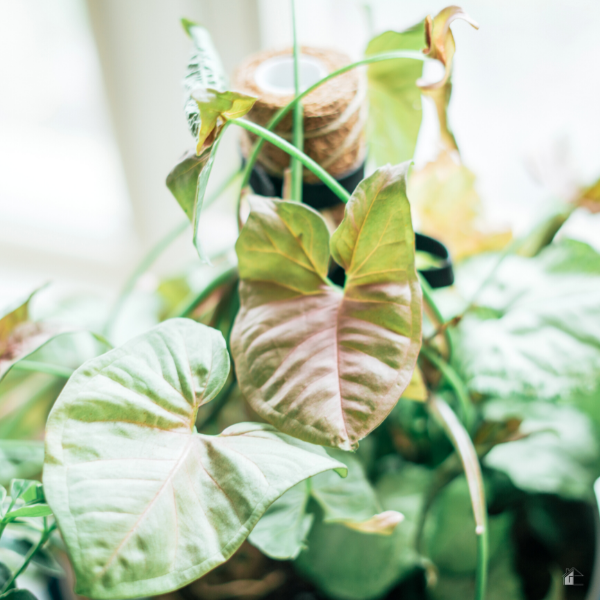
[483,400,599,499]
[43,319,345,599]
[3,504,53,522]
[296,463,432,600]
[247,481,313,560]
[232,165,422,450]
[366,23,425,166]
[249,451,403,560]
[453,239,600,401]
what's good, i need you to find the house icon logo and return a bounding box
[563,567,583,586]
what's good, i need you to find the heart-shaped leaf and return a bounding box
[232,164,422,450]
[366,23,426,167]
[43,319,345,600]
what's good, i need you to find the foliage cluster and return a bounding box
[1,5,600,600]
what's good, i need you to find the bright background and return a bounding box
[1,0,599,309]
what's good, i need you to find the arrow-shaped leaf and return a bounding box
[232,164,422,450]
[43,319,345,600]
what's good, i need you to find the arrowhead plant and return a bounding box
[6,3,594,600]
[232,163,422,450]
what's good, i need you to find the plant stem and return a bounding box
[0,521,57,593]
[241,50,427,189]
[11,360,74,379]
[420,345,474,430]
[427,397,488,600]
[232,119,351,203]
[104,169,241,337]
[290,0,304,202]
[420,274,453,359]
[174,266,238,319]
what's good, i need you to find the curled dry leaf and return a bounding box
[420,6,479,92]
[43,319,346,600]
[232,164,422,450]
[418,6,478,153]
[344,510,405,535]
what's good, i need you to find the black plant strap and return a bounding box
[415,232,454,288]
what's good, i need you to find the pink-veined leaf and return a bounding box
[231,164,422,450]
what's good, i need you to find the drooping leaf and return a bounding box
[43,319,345,600]
[232,164,422,450]
[166,132,227,263]
[419,7,479,152]
[453,239,600,402]
[409,151,512,261]
[249,451,403,560]
[366,23,426,166]
[296,463,432,600]
[482,400,599,499]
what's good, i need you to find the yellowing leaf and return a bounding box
[420,6,479,92]
[44,319,345,599]
[232,164,422,450]
[578,177,600,213]
[402,364,428,402]
[193,88,256,154]
[418,7,478,152]
[409,151,511,261]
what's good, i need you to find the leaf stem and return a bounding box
[11,360,74,379]
[420,346,474,430]
[290,0,304,202]
[104,169,241,337]
[232,119,351,203]
[240,50,427,189]
[420,274,452,358]
[174,266,238,319]
[0,521,57,593]
[427,397,488,600]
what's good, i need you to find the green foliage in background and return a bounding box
[1,4,599,600]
